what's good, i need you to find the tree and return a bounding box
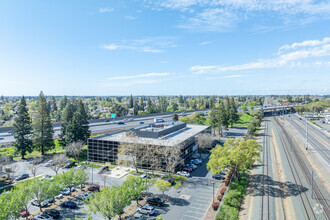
[50,153,67,175]
[129,94,134,108]
[59,102,74,146]
[156,216,164,220]
[12,181,33,219]
[123,176,146,204]
[228,97,239,127]
[172,113,179,122]
[155,180,171,195]
[58,168,76,195]
[13,96,33,159]
[33,91,54,155]
[28,164,39,177]
[85,185,131,220]
[75,169,88,190]
[66,141,84,163]
[197,133,213,156]
[0,190,12,220]
[207,138,262,182]
[30,178,53,212]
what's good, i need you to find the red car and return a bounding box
[182,167,193,173]
[88,184,100,191]
[20,210,30,217]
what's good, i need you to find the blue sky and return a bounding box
[0,0,329,96]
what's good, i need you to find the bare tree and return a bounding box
[197,133,213,157]
[50,154,66,175]
[118,132,144,173]
[28,164,39,177]
[5,164,17,181]
[161,145,183,177]
[66,141,84,163]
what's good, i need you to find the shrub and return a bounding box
[225,179,230,186]
[220,187,227,195]
[217,194,223,201]
[213,201,220,210]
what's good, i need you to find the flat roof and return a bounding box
[90,124,211,147]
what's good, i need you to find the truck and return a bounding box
[154,118,164,123]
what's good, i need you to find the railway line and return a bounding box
[260,120,270,220]
[286,114,330,165]
[273,116,330,219]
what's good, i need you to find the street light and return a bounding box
[212,181,215,208]
[91,160,94,184]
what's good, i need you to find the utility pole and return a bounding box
[306,118,308,150]
[212,181,215,208]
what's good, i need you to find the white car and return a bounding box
[55,194,63,199]
[60,187,75,195]
[44,160,54,167]
[128,118,134,121]
[40,175,54,181]
[186,164,197,169]
[34,214,52,220]
[177,171,190,177]
[137,205,155,215]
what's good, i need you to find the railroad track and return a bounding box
[273,116,330,219]
[288,116,330,164]
[260,120,270,220]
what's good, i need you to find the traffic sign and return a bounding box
[111,113,116,118]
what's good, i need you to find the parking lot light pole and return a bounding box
[91,160,94,184]
[212,181,215,208]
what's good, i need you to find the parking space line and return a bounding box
[185,210,205,216]
[187,206,209,211]
[181,214,203,220]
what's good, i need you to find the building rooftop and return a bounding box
[90,123,210,147]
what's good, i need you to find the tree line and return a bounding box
[13,91,90,159]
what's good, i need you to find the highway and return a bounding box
[0,111,202,145]
[284,114,330,166]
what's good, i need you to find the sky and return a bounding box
[0,0,329,96]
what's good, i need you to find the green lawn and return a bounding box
[232,113,254,128]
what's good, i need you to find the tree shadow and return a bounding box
[246,174,309,198]
[153,193,190,206]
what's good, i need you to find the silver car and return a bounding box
[137,205,155,215]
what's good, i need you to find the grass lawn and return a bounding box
[232,113,254,128]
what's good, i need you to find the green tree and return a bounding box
[155,180,171,195]
[123,176,146,204]
[58,168,76,195]
[0,191,12,220]
[13,96,33,159]
[172,113,179,121]
[207,138,262,182]
[33,91,54,155]
[228,97,239,127]
[85,185,131,220]
[30,178,53,212]
[75,169,88,190]
[129,94,134,108]
[156,216,164,220]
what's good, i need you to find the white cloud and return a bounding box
[124,16,137,20]
[102,36,177,53]
[199,41,212,46]
[99,8,114,14]
[101,79,161,87]
[223,75,246,78]
[190,37,330,74]
[107,72,170,80]
[279,37,330,50]
[147,0,330,32]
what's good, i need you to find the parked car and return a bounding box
[186,164,197,169]
[43,209,60,219]
[14,174,29,181]
[40,175,54,181]
[191,159,202,165]
[219,171,226,175]
[34,214,52,220]
[54,194,63,199]
[44,160,54,167]
[137,205,156,215]
[76,193,89,200]
[104,119,110,122]
[212,140,221,147]
[64,161,75,168]
[98,165,109,174]
[61,201,77,209]
[46,197,55,203]
[139,174,150,179]
[118,121,125,125]
[31,199,49,207]
[128,118,134,121]
[140,121,145,124]
[177,171,190,177]
[20,210,30,218]
[60,187,75,195]
[212,174,225,180]
[182,167,193,173]
[167,178,176,186]
[88,184,100,192]
[146,196,164,206]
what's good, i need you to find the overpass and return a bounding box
[261,104,303,116]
